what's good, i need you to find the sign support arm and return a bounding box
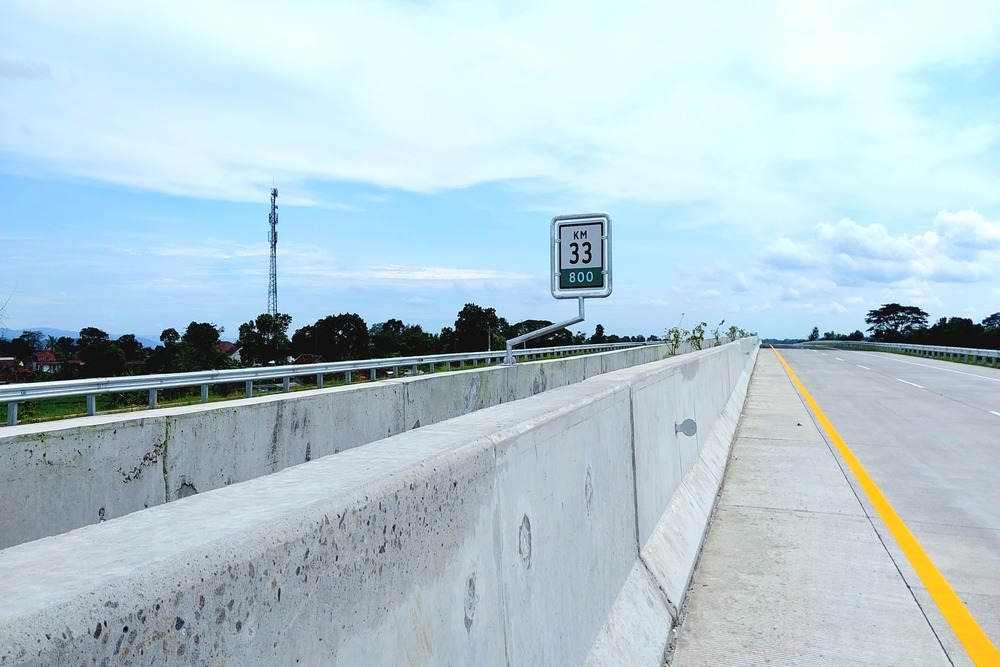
[504,297,585,365]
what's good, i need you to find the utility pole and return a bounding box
[267,188,278,317]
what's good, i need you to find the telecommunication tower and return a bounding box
[267,188,279,317]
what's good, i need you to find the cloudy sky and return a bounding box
[2,1,999,344]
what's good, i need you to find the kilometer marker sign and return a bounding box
[551,213,612,299]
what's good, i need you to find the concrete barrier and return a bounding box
[0,344,673,550]
[0,338,757,666]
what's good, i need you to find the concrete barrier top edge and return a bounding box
[0,362,641,619]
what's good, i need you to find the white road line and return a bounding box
[857,365,871,370]
[896,378,924,389]
[835,357,845,361]
[991,411,1000,417]
[871,354,1000,383]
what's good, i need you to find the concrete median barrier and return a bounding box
[0,339,757,665]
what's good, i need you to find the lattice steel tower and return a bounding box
[267,188,279,317]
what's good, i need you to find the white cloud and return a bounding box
[1,0,998,230]
[762,211,1000,287]
[761,238,820,270]
[729,272,750,293]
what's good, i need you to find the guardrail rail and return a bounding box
[806,340,1000,366]
[1,341,656,427]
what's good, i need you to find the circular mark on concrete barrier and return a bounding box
[464,572,477,632]
[584,467,594,517]
[518,514,532,569]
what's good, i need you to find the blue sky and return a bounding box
[2,1,999,343]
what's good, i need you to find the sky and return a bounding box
[2,1,999,344]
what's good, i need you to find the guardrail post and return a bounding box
[86,395,96,416]
[283,377,290,392]
[316,374,324,389]
[148,389,157,410]
[201,384,209,403]
[370,367,376,381]
[411,364,418,376]
[6,402,16,427]
[245,380,253,398]
[472,359,477,368]
[344,371,351,385]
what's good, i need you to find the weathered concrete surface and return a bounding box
[668,350,952,666]
[0,415,169,541]
[0,339,757,666]
[0,344,669,549]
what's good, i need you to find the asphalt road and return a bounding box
[778,348,1000,664]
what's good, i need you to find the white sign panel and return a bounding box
[551,213,612,299]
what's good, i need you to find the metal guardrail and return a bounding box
[806,340,1000,365]
[1,342,651,426]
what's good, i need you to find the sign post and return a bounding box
[504,212,613,364]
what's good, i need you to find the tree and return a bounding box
[146,328,182,374]
[437,326,456,354]
[808,327,819,342]
[453,304,507,353]
[864,303,929,342]
[289,313,368,362]
[9,330,44,360]
[984,313,1000,348]
[369,319,435,358]
[78,327,110,347]
[78,339,125,378]
[239,313,292,366]
[590,324,606,344]
[918,317,985,348]
[52,336,78,359]
[369,319,406,358]
[177,322,230,371]
[847,330,865,341]
[115,334,147,365]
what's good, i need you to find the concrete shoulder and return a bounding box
[668,351,951,666]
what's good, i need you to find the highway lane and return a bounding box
[779,348,1000,664]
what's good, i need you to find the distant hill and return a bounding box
[0,327,161,349]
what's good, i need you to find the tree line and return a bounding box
[0,303,657,381]
[809,303,1000,348]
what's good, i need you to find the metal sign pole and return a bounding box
[504,297,585,365]
[503,211,612,365]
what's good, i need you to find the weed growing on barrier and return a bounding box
[711,319,725,345]
[664,326,687,355]
[687,322,707,350]
[662,319,756,356]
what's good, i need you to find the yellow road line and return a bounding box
[771,347,1000,665]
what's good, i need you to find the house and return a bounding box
[28,349,62,374]
[0,358,30,384]
[218,341,241,363]
[292,353,324,365]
